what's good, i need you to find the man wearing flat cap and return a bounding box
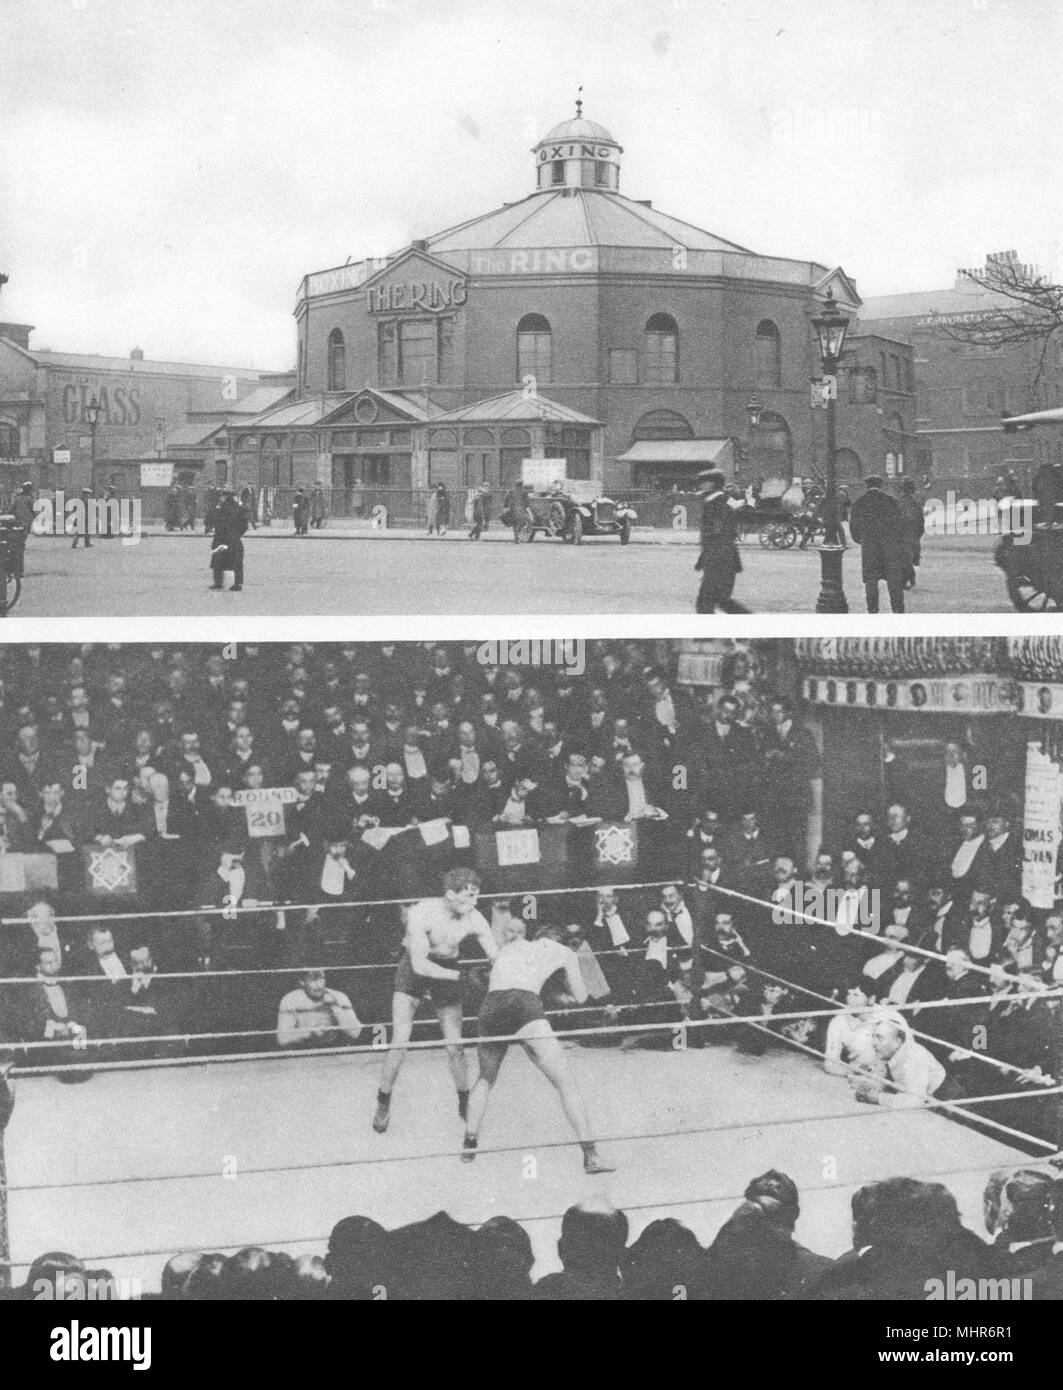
[694,468,748,613]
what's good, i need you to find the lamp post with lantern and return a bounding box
[84,395,101,491]
[811,289,851,613]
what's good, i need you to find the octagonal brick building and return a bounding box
[229,109,913,498]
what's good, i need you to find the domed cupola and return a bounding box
[532,95,622,192]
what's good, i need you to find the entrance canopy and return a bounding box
[1003,407,1063,431]
[614,438,735,488]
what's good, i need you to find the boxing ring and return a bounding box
[1,1042,1042,1288]
[2,879,1060,1290]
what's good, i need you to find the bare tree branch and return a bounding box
[934,257,1063,391]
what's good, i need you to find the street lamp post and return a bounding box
[811,289,850,614]
[84,396,101,489]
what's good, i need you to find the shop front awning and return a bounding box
[614,439,734,468]
[1002,407,1063,431]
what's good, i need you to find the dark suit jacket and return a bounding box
[695,492,742,584]
[849,487,906,583]
[17,979,88,1041]
[970,834,1022,901]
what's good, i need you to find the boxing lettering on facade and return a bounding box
[536,143,618,163]
[365,279,468,314]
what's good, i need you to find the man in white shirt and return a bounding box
[943,741,968,812]
[494,777,539,826]
[462,914,614,1174]
[619,752,666,822]
[858,1018,946,1109]
[277,968,361,1048]
[29,945,88,1050]
[948,813,984,886]
[178,732,213,788]
[659,884,694,948]
[591,887,631,949]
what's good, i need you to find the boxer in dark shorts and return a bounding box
[462,918,614,1174]
[392,951,465,1009]
[477,988,545,1040]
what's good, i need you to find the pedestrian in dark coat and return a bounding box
[208,489,250,591]
[203,484,221,531]
[292,488,310,535]
[694,468,748,613]
[897,478,925,590]
[848,476,907,613]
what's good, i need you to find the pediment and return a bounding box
[324,390,420,426]
[360,248,467,315]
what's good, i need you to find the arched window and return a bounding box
[644,314,679,384]
[517,314,552,384]
[754,320,781,388]
[632,409,694,442]
[749,410,792,481]
[327,329,346,392]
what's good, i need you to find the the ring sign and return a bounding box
[233,786,300,838]
[366,278,467,314]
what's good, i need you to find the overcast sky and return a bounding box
[1,0,1059,369]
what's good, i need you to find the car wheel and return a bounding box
[567,511,584,545]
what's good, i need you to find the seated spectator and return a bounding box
[492,775,544,826]
[470,1216,535,1300]
[533,1201,629,1300]
[19,946,89,1060]
[983,1169,1058,1283]
[806,1177,1013,1300]
[620,1218,704,1301]
[119,944,183,1045]
[1002,902,1040,973]
[276,968,361,1048]
[945,887,1003,966]
[325,1215,394,1300]
[704,1169,831,1299]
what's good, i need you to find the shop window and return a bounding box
[645,314,679,384]
[0,422,18,459]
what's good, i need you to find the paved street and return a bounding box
[10,529,1011,617]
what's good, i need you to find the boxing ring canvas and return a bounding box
[4,1043,1031,1289]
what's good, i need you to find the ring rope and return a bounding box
[0,878,681,928]
[4,988,1061,1062]
[699,943,1061,1086]
[3,1070,1056,1200]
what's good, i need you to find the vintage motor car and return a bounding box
[509,478,637,544]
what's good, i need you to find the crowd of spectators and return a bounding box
[6,1164,1063,1301]
[0,640,1058,1145]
